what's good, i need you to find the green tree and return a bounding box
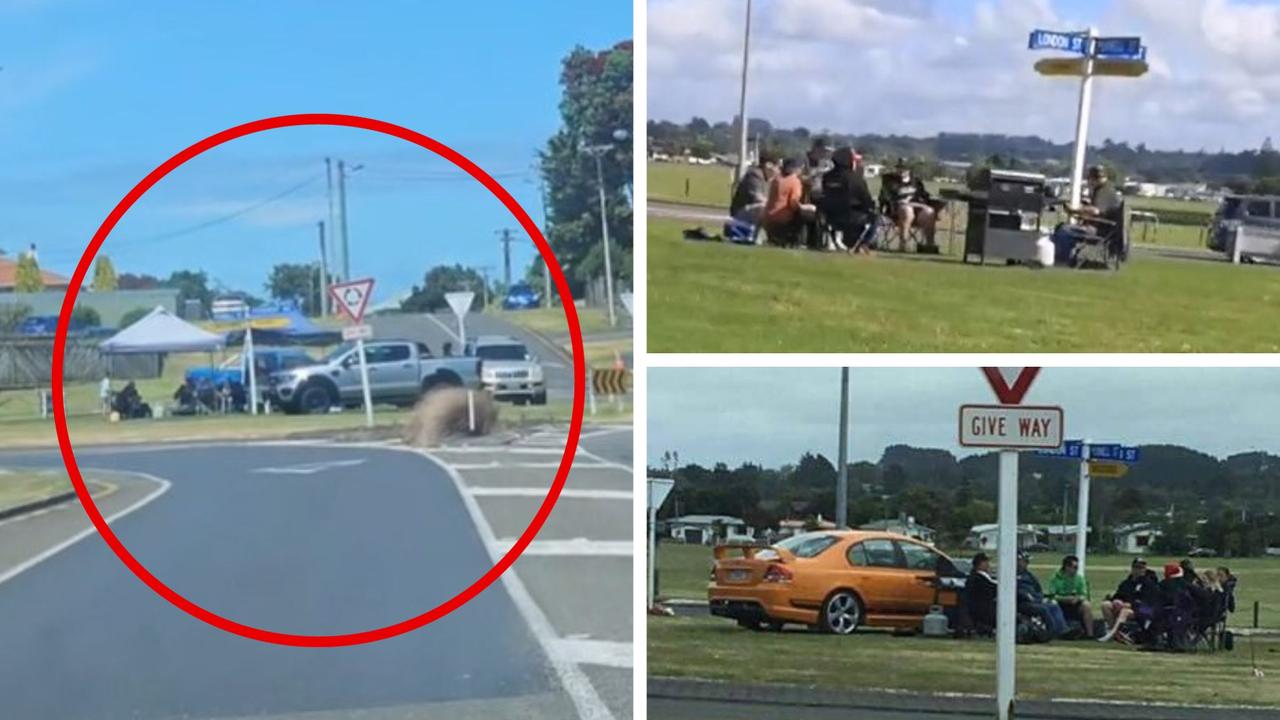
[165,270,212,313]
[538,41,633,297]
[118,272,163,290]
[401,264,486,313]
[91,256,119,291]
[14,254,42,292]
[70,305,101,327]
[266,263,322,315]
[118,306,151,329]
[0,303,32,333]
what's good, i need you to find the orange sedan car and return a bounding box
[708,530,967,634]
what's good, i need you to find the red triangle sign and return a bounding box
[328,278,375,324]
[981,367,1040,405]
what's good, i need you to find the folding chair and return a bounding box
[876,174,944,253]
[1070,202,1130,271]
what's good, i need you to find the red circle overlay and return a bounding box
[52,113,586,647]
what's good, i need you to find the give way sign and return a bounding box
[959,367,1064,449]
[329,278,375,324]
[982,367,1041,404]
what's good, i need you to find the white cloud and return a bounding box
[648,0,1280,151]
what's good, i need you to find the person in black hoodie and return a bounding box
[818,146,876,253]
[1099,556,1159,642]
[965,552,999,634]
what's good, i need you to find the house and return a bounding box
[666,514,752,545]
[864,163,885,178]
[1114,523,1162,554]
[777,514,837,539]
[967,523,1039,551]
[0,255,71,293]
[1037,524,1091,549]
[859,516,936,545]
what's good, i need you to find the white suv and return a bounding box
[472,335,546,405]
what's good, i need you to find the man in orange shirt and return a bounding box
[761,158,805,246]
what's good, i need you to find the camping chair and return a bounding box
[1152,590,1199,652]
[876,173,945,253]
[1070,202,1130,270]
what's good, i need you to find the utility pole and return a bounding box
[735,0,753,182]
[496,228,516,290]
[479,266,492,310]
[536,174,554,309]
[337,159,351,282]
[585,148,617,327]
[325,158,337,283]
[317,221,329,316]
[837,368,849,528]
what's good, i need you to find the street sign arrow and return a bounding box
[981,367,1041,405]
[328,278,375,324]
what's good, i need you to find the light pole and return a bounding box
[736,0,754,181]
[837,368,849,528]
[581,129,629,327]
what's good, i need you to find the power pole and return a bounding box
[337,159,351,282]
[536,174,554,308]
[479,266,491,310]
[837,368,849,528]
[325,158,337,283]
[317,221,329,316]
[496,228,516,290]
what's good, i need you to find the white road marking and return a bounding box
[551,638,633,669]
[433,446,567,456]
[0,471,171,588]
[451,461,614,470]
[469,487,631,501]
[251,459,367,475]
[490,538,633,557]
[424,313,461,343]
[408,447,616,720]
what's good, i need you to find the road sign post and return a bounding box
[1076,440,1091,576]
[961,367,1059,720]
[444,291,475,349]
[245,324,258,416]
[648,477,676,609]
[328,278,376,428]
[1036,440,1140,577]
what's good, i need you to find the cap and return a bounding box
[1132,556,1147,568]
[1017,551,1030,562]
[1164,563,1183,579]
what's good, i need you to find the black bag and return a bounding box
[1016,614,1052,644]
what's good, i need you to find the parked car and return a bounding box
[708,530,966,634]
[1188,547,1219,558]
[185,348,315,388]
[1209,194,1280,262]
[472,335,546,405]
[269,339,479,414]
[501,283,541,310]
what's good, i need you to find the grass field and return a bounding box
[649,615,1280,707]
[655,542,1280,628]
[647,216,1280,352]
[498,306,615,338]
[0,468,71,512]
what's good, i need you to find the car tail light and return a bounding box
[763,563,793,583]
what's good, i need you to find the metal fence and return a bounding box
[0,337,160,390]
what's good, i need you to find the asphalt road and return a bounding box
[0,429,633,719]
[370,312,575,401]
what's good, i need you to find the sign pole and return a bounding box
[246,324,258,416]
[1068,27,1097,209]
[1075,440,1092,576]
[355,338,373,428]
[648,503,658,609]
[996,450,1018,720]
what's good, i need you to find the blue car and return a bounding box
[502,284,541,310]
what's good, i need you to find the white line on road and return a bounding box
[469,487,631,500]
[251,459,368,475]
[551,638,633,669]
[0,470,171,589]
[450,461,615,470]
[424,313,461,343]
[410,448,616,720]
[489,538,633,557]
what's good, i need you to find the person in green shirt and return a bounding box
[1046,554,1095,637]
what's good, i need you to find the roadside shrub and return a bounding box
[402,387,497,447]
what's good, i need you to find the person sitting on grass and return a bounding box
[818,146,876,254]
[729,151,779,228]
[761,158,806,247]
[1016,551,1068,638]
[1099,556,1159,643]
[884,158,938,251]
[1046,554,1095,637]
[965,552,998,635]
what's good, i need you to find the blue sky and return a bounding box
[649,0,1280,153]
[0,0,631,301]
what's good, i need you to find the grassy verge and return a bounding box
[655,543,1280,628]
[0,469,71,512]
[647,216,1280,352]
[649,615,1280,707]
[498,306,616,338]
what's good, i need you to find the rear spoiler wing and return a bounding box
[712,543,796,563]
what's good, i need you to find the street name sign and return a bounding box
[1088,461,1130,478]
[959,405,1064,449]
[342,324,373,342]
[1028,29,1087,54]
[1035,441,1140,463]
[329,278,375,324]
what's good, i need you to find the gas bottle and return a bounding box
[922,605,950,637]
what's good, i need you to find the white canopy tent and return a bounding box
[98,306,225,354]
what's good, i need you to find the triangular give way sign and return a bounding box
[329,278,375,324]
[981,367,1040,405]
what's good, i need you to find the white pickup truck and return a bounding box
[269,339,480,414]
[472,335,547,405]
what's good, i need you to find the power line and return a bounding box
[119,173,323,248]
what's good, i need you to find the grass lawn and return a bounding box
[655,542,1280,629]
[647,216,1280,352]
[649,615,1280,707]
[0,468,71,512]
[498,306,616,338]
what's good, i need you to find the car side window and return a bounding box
[897,541,940,571]
[846,542,869,566]
[1246,200,1273,218]
[367,344,411,364]
[417,342,433,358]
[857,539,900,568]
